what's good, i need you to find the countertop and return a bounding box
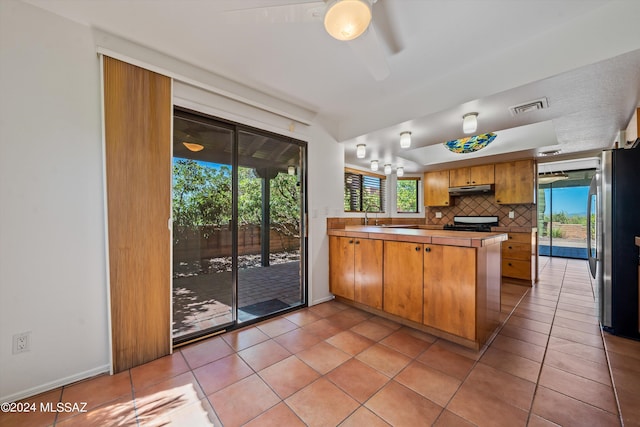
[327,225,507,248]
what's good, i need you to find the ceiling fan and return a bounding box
[225,0,394,81]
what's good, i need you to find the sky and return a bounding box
[542,186,589,216]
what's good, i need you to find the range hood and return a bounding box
[448,184,494,196]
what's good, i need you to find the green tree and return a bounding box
[397,180,418,212]
[172,159,231,227]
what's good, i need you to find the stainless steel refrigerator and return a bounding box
[588,146,640,339]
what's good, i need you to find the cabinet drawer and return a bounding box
[502,259,532,280]
[506,232,531,244]
[502,242,531,261]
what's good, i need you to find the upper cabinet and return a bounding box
[449,165,495,187]
[424,170,452,207]
[494,159,535,204]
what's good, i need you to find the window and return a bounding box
[397,177,420,213]
[344,169,386,212]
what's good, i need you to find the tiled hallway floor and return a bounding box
[4,257,640,426]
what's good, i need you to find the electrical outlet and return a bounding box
[435,212,442,218]
[13,332,31,354]
[509,211,515,219]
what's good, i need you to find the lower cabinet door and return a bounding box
[383,241,423,323]
[423,245,476,341]
[354,239,383,309]
[329,236,355,299]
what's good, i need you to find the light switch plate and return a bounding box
[509,211,515,219]
[435,212,442,218]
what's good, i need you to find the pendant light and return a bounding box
[183,142,204,152]
[356,144,366,158]
[324,0,372,41]
[396,167,404,177]
[287,165,296,175]
[400,131,412,148]
[370,160,379,171]
[384,164,392,175]
[462,112,478,134]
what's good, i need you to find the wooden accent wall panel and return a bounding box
[103,56,171,373]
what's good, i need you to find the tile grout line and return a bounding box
[524,258,567,426]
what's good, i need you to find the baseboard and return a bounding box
[1,364,110,403]
[310,295,335,306]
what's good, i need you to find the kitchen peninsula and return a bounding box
[328,225,507,350]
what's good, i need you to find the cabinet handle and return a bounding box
[445,201,448,205]
[425,247,431,252]
[349,240,354,244]
[471,181,476,184]
[508,262,512,266]
[508,246,512,249]
[355,240,360,245]
[497,199,501,203]
[415,246,420,252]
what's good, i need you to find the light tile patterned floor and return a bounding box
[3,257,640,426]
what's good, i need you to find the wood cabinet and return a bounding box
[383,241,423,322]
[329,236,383,309]
[495,160,535,204]
[502,231,536,284]
[423,245,476,340]
[424,170,452,207]
[449,165,495,187]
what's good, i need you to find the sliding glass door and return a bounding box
[172,109,306,342]
[237,130,304,322]
[538,169,595,259]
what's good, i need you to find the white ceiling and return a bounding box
[25,0,640,173]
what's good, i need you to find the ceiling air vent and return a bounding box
[509,97,548,116]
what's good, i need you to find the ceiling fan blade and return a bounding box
[347,24,391,81]
[372,0,403,54]
[225,1,324,24]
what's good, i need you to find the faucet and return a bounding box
[364,209,369,226]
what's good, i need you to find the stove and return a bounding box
[443,216,499,232]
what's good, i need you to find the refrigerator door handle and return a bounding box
[587,175,597,278]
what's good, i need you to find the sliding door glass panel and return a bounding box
[539,169,595,259]
[172,114,234,340]
[237,130,304,322]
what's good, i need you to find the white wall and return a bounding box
[0,0,109,401]
[0,0,344,401]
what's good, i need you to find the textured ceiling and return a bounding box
[24,0,640,172]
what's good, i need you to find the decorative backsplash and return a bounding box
[426,194,536,228]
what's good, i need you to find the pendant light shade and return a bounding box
[183,142,204,152]
[396,167,404,177]
[384,164,392,175]
[324,0,372,41]
[370,160,379,171]
[356,144,366,158]
[462,113,478,134]
[287,165,296,175]
[400,131,412,148]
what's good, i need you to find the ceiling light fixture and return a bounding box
[462,112,478,134]
[356,143,366,158]
[324,0,372,41]
[287,165,296,175]
[400,131,412,149]
[183,142,204,152]
[539,149,562,157]
[384,164,392,175]
[370,160,379,171]
[396,167,404,177]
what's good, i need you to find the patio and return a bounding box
[173,260,302,338]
